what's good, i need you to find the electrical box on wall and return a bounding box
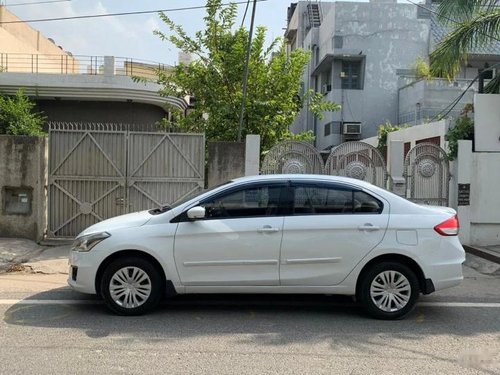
[2,187,33,215]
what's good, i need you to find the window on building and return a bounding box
[324,122,332,137]
[313,45,320,66]
[341,60,362,90]
[333,35,343,49]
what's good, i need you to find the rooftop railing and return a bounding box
[0,53,171,79]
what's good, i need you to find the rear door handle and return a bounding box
[358,224,380,232]
[258,225,280,233]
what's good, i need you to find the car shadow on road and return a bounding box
[3,287,500,373]
[3,288,499,334]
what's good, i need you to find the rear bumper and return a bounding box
[420,237,465,293]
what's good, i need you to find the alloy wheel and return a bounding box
[369,270,411,312]
[109,266,152,309]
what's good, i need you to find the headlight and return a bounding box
[72,232,110,252]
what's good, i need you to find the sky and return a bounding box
[2,0,414,66]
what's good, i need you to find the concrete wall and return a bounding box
[454,141,500,246]
[0,136,47,241]
[386,120,448,149]
[0,6,69,55]
[207,142,245,188]
[0,6,78,73]
[362,119,448,163]
[398,78,476,125]
[474,94,500,152]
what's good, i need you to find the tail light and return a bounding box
[434,214,460,236]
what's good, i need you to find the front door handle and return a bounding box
[258,225,280,233]
[358,224,380,232]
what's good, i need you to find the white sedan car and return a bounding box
[68,174,465,319]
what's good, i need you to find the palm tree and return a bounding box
[430,0,500,93]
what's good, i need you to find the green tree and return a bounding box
[0,90,46,136]
[430,0,500,93]
[154,0,339,152]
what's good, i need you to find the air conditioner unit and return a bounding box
[343,122,361,135]
[321,84,332,95]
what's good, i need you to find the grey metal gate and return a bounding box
[261,141,324,174]
[404,143,450,206]
[48,123,204,238]
[325,141,389,188]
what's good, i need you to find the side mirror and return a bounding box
[187,206,206,220]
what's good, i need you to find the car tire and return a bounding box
[100,256,163,316]
[358,261,420,320]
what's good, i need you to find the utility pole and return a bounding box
[237,0,257,142]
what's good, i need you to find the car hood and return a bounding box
[77,210,152,238]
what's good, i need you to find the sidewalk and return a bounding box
[0,238,70,275]
[463,244,500,265]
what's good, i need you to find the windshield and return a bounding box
[148,180,232,215]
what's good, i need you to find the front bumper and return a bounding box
[67,251,98,294]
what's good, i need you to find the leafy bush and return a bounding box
[412,56,433,80]
[446,113,474,160]
[377,122,408,151]
[0,90,46,136]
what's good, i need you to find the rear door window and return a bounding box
[292,183,383,215]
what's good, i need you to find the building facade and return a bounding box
[0,6,187,125]
[286,0,500,150]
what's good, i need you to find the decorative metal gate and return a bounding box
[325,141,389,188]
[261,141,324,174]
[48,123,204,238]
[404,143,450,206]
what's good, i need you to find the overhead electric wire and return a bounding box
[5,0,71,7]
[240,0,250,27]
[0,0,269,24]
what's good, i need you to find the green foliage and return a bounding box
[306,90,341,120]
[0,90,46,136]
[377,122,408,151]
[430,0,500,92]
[445,106,474,160]
[412,56,433,80]
[154,0,339,152]
[282,129,315,142]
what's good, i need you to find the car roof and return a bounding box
[231,174,376,189]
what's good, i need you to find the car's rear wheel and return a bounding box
[359,262,420,320]
[100,256,163,315]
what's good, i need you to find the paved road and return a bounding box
[0,266,499,375]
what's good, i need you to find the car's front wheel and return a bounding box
[100,256,163,315]
[359,262,420,320]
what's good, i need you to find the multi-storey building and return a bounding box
[286,0,500,150]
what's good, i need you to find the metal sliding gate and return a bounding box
[48,123,205,238]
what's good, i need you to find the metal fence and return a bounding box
[0,53,171,77]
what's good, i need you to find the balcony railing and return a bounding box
[0,53,171,79]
